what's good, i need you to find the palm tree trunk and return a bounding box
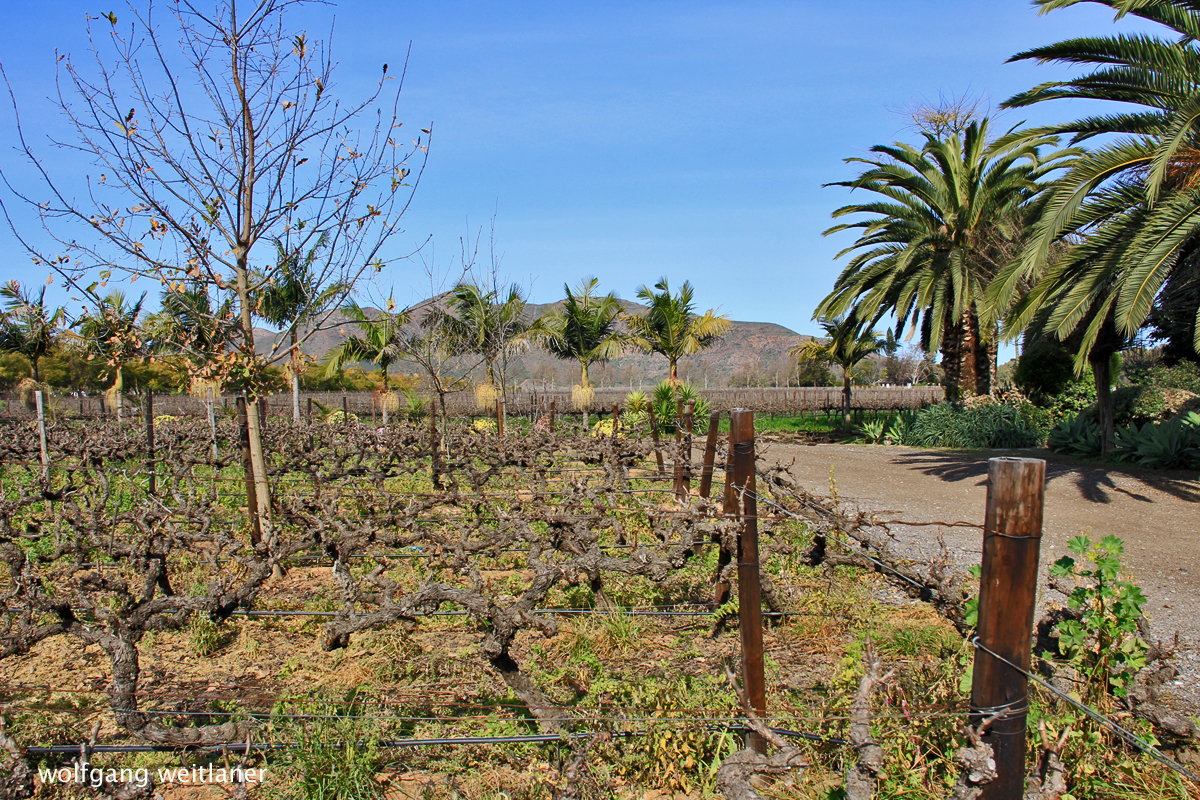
[669,359,678,383]
[1090,351,1114,458]
[580,361,590,428]
[842,372,852,429]
[940,321,964,400]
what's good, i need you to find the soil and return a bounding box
[761,442,1200,712]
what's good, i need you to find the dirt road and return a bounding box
[762,443,1200,647]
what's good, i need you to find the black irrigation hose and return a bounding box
[21,725,845,756]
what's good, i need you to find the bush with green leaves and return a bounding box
[900,397,1049,449]
[1111,412,1200,470]
[1053,410,1200,469]
[858,417,886,444]
[1047,415,1104,459]
[1049,535,1148,706]
[623,381,710,435]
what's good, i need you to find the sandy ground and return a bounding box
[760,443,1200,705]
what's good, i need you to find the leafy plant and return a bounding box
[1049,535,1148,704]
[265,695,384,800]
[858,417,886,444]
[648,380,710,434]
[903,399,1047,449]
[1047,415,1103,458]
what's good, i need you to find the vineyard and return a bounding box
[0,386,944,426]
[0,405,1196,800]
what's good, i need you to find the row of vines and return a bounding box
[0,414,1194,799]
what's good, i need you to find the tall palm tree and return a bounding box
[257,234,347,422]
[0,280,64,383]
[428,279,528,396]
[993,0,1200,370]
[77,291,146,420]
[323,300,411,424]
[530,278,625,426]
[625,277,731,382]
[790,317,884,428]
[816,120,1069,398]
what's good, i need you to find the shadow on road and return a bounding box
[890,449,1200,505]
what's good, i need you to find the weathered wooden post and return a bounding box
[647,404,665,475]
[729,408,766,753]
[34,391,49,485]
[611,402,619,437]
[307,397,313,420]
[236,397,263,548]
[679,399,695,498]
[342,395,349,429]
[971,457,1045,800]
[207,388,219,462]
[144,390,156,496]
[698,410,721,499]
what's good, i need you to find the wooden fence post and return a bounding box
[647,404,665,475]
[698,410,720,499]
[34,390,49,485]
[971,457,1045,800]
[612,402,619,437]
[679,400,695,498]
[549,399,557,431]
[729,408,767,754]
[496,397,505,437]
[207,388,219,461]
[144,390,156,496]
[236,397,263,548]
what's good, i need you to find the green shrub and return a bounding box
[1048,415,1103,459]
[644,381,710,435]
[1124,359,1200,394]
[902,397,1049,449]
[1049,535,1148,704]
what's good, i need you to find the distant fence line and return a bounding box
[0,385,943,421]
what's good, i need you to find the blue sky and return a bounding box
[0,0,1153,342]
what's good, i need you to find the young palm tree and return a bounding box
[816,120,1069,397]
[791,317,884,428]
[76,291,147,420]
[257,235,347,422]
[427,279,528,406]
[530,278,625,426]
[625,278,731,382]
[0,280,64,383]
[323,300,411,424]
[992,0,1200,368]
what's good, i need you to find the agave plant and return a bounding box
[1047,416,1104,459]
[858,417,886,444]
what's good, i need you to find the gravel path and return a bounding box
[760,443,1200,706]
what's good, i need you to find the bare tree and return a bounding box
[0,0,427,529]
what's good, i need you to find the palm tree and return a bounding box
[323,300,410,424]
[991,0,1200,375]
[257,235,347,422]
[76,291,147,421]
[427,279,528,405]
[0,280,64,383]
[816,119,1069,398]
[625,277,731,382]
[530,278,625,426]
[791,317,884,428]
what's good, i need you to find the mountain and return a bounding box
[255,296,813,388]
